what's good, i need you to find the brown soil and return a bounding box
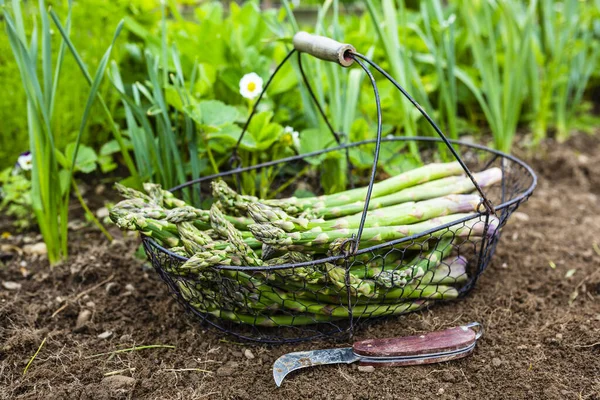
[1,134,599,400]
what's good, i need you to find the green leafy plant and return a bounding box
[2,0,119,263]
[0,166,33,231]
[0,0,154,170]
[103,1,306,201]
[530,0,600,143]
[456,0,536,152]
[409,0,459,141]
[365,0,436,158]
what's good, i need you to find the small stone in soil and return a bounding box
[85,301,95,308]
[244,349,255,360]
[105,282,121,296]
[231,351,243,358]
[109,239,125,249]
[96,207,109,219]
[437,388,445,395]
[74,309,92,332]
[358,365,375,373]
[441,371,459,383]
[2,281,22,290]
[216,361,239,377]
[23,242,47,255]
[70,264,82,275]
[101,375,136,391]
[76,309,92,327]
[492,357,502,367]
[125,284,135,292]
[98,331,113,339]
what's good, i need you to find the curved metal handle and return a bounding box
[293,31,356,67]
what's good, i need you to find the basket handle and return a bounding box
[342,51,496,254]
[229,32,353,172]
[292,31,356,67]
[231,33,495,255]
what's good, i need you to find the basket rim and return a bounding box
[147,137,536,271]
[169,136,538,195]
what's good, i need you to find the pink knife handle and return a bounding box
[353,325,477,366]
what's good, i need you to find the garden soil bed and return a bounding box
[1,133,599,400]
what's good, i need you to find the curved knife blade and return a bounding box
[273,347,358,387]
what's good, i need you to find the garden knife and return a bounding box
[273,322,483,387]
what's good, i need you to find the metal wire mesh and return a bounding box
[143,137,536,343]
[138,46,536,343]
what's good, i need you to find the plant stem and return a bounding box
[71,178,113,241]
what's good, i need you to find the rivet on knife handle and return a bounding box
[273,322,484,387]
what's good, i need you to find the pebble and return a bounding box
[244,349,255,360]
[85,301,96,308]
[437,388,445,395]
[441,371,459,383]
[105,282,121,296]
[555,333,563,340]
[98,331,113,339]
[109,239,125,249]
[96,207,109,219]
[492,357,502,367]
[357,365,375,373]
[2,281,22,290]
[125,284,135,292]
[101,375,136,391]
[231,351,243,358]
[95,184,106,195]
[70,264,82,275]
[75,309,92,330]
[23,242,47,255]
[216,361,239,377]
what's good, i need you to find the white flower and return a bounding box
[17,152,32,171]
[291,130,300,150]
[239,72,263,100]
[282,126,301,150]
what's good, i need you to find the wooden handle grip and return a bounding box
[292,31,356,67]
[353,326,476,358]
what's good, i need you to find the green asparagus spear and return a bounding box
[248,194,481,233]
[262,162,465,214]
[249,214,499,252]
[318,168,501,219]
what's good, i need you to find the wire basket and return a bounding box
[142,33,537,343]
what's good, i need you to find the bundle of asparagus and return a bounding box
[110,161,501,327]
